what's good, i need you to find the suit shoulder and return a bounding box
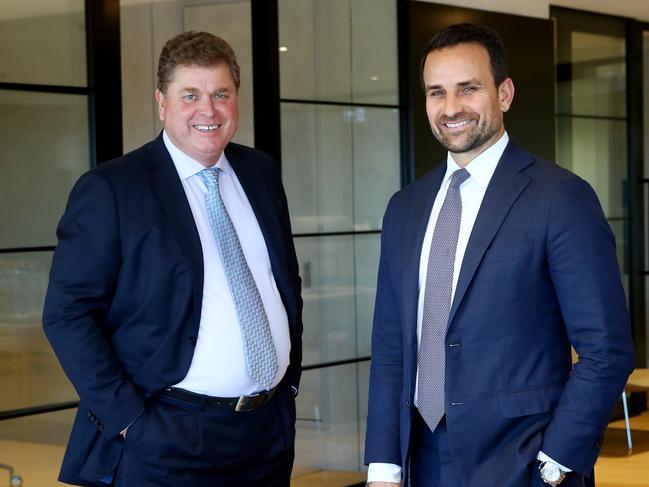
[226,142,277,171]
[92,139,157,181]
[388,167,440,206]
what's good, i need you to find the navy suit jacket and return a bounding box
[365,140,635,486]
[43,134,303,486]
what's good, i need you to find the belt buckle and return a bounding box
[236,393,260,412]
[235,391,270,412]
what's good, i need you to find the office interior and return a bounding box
[0,0,648,485]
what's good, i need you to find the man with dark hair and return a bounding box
[43,31,302,486]
[365,23,634,487]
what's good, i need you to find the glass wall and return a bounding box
[553,9,630,294]
[279,0,399,476]
[0,1,88,484]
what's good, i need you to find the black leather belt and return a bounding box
[162,386,277,412]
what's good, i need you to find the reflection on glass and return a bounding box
[556,32,626,118]
[294,362,369,473]
[556,117,627,218]
[0,252,77,412]
[0,91,89,249]
[0,409,75,484]
[296,235,379,365]
[0,1,86,86]
[282,103,399,233]
[278,0,398,104]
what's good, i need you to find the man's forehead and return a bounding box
[424,45,491,81]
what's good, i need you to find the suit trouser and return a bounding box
[114,383,296,487]
[410,410,462,487]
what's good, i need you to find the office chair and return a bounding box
[0,463,21,487]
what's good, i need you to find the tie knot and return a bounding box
[449,168,469,190]
[200,167,222,189]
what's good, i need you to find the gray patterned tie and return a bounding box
[201,168,278,391]
[418,168,470,431]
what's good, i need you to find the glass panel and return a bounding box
[282,103,399,233]
[350,0,398,105]
[0,1,86,87]
[279,0,398,105]
[0,252,77,412]
[556,117,627,219]
[279,0,351,102]
[120,0,254,152]
[0,409,74,484]
[296,235,379,366]
[0,90,89,248]
[294,362,368,475]
[556,31,626,118]
[354,235,380,357]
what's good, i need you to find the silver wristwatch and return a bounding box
[538,461,566,486]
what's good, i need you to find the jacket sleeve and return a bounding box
[365,195,404,465]
[43,170,145,438]
[541,175,635,474]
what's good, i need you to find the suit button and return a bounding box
[189,336,197,345]
[449,343,461,348]
[595,437,602,448]
[87,410,92,417]
[405,400,410,408]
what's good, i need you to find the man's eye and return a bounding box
[183,94,197,101]
[213,93,228,100]
[463,86,477,93]
[428,90,444,97]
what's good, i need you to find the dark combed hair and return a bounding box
[157,31,240,93]
[420,23,509,89]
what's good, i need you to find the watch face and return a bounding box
[541,463,561,482]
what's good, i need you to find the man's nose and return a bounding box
[442,93,463,118]
[199,97,216,116]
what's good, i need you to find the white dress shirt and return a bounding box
[367,132,571,483]
[164,132,291,397]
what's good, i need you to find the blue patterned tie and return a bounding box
[418,168,470,431]
[201,168,278,391]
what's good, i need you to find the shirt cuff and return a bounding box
[367,462,402,483]
[537,451,572,472]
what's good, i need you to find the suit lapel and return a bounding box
[447,141,534,325]
[225,145,296,322]
[145,135,204,325]
[402,165,446,348]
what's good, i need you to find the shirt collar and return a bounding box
[443,131,509,189]
[162,130,231,181]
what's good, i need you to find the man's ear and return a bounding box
[155,89,166,122]
[498,78,515,113]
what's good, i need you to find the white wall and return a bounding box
[418,0,649,22]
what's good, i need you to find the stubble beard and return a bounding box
[432,114,501,154]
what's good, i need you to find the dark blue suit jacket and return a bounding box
[43,134,303,486]
[365,140,635,486]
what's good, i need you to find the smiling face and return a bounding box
[422,43,514,167]
[155,63,239,166]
